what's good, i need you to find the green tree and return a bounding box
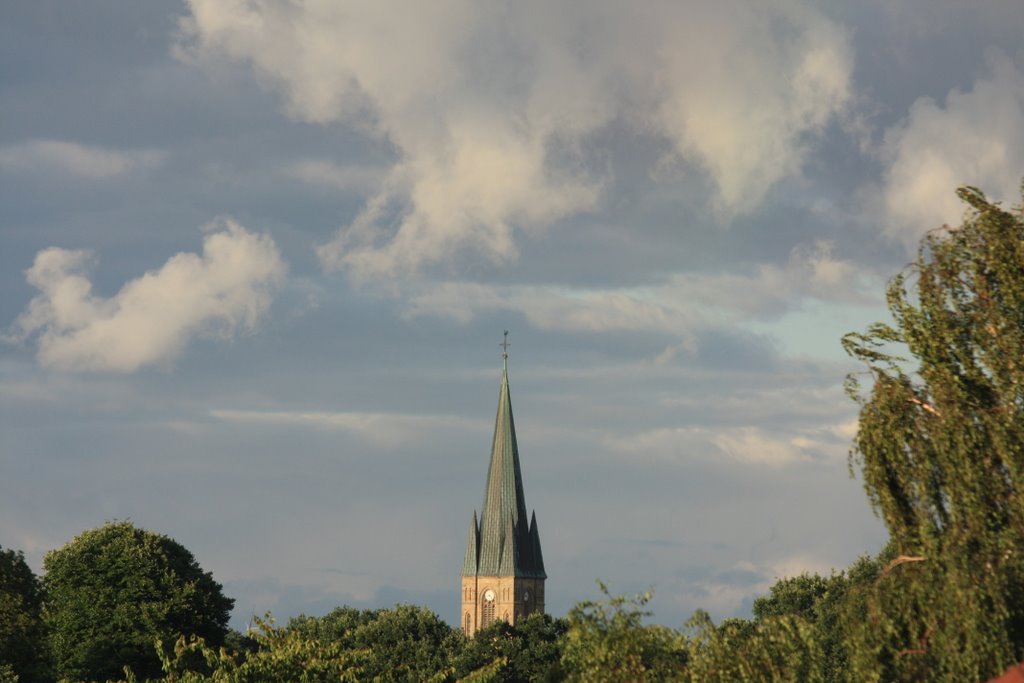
[752,574,830,623]
[351,604,454,681]
[287,604,455,682]
[43,521,233,682]
[684,610,823,683]
[102,617,365,683]
[814,554,884,683]
[560,584,686,682]
[735,556,885,683]
[843,186,1024,681]
[285,605,378,653]
[452,612,567,683]
[0,546,48,682]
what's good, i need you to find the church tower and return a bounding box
[460,337,546,636]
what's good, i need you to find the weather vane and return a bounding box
[500,330,510,358]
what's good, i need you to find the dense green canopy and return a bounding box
[0,545,47,682]
[42,521,233,682]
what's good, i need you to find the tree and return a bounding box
[42,521,234,682]
[286,604,456,682]
[452,612,568,682]
[0,546,48,682]
[560,584,686,682]
[96,616,365,683]
[734,556,886,683]
[843,186,1024,680]
[683,609,823,683]
[752,573,831,623]
[346,604,455,681]
[148,617,365,683]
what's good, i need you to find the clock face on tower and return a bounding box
[484,589,495,602]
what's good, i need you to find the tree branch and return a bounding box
[882,555,927,577]
[909,396,941,417]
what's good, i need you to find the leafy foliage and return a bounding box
[286,604,456,681]
[684,609,823,683]
[102,616,364,683]
[752,574,831,622]
[0,545,48,682]
[842,186,1024,680]
[560,583,686,682]
[558,584,833,682]
[452,612,567,682]
[42,521,233,682]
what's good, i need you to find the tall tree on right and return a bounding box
[843,185,1024,682]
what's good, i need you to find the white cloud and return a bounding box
[404,280,692,336]
[683,554,836,614]
[653,335,699,366]
[0,139,164,178]
[710,427,815,467]
[209,408,483,449]
[766,554,838,581]
[603,420,850,468]
[881,53,1024,249]
[8,219,285,372]
[651,1,852,214]
[177,0,851,281]
[663,240,872,318]
[402,240,867,335]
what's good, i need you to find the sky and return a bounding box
[3,0,1024,630]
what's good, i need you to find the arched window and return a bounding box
[464,612,472,633]
[482,595,495,628]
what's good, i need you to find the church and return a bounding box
[460,340,546,636]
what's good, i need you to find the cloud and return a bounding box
[661,552,841,617]
[598,377,857,467]
[209,408,483,449]
[402,239,867,334]
[405,280,690,334]
[603,424,837,468]
[880,53,1024,248]
[7,219,285,372]
[873,0,1024,41]
[0,139,164,179]
[710,427,817,467]
[177,0,851,281]
[663,240,872,318]
[650,1,852,214]
[285,159,384,192]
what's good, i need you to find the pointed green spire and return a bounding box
[529,511,546,578]
[462,510,480,576]
[470,350,545,578]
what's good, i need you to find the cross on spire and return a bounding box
[500,330,510,358]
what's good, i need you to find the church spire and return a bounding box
[462,336,546,579]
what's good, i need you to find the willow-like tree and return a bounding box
[843,186,1024,682]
